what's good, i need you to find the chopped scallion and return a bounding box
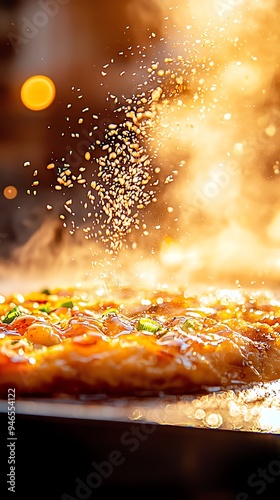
[182,318,197,332]
[136,318,161,333]
[2,306,22,324]
[60,300,74,309]
[38,305,51,314]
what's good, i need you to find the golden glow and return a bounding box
[3,185,17,200]
[222,62,263,96]
[258,409,280,433]
[20,75,56,111]
[160,238,185,268]
[267,212,280,242]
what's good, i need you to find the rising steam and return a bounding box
[135,0,280,290]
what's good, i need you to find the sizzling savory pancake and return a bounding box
[0,287,280,396]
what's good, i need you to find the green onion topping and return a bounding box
[60,300,74,309]
[2,306,22,324]
[38,305,51,314]
[136,318,161,333]
[182,318,197,332]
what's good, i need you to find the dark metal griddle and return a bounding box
[1,380,280,500]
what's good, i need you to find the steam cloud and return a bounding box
[132,0,280,291]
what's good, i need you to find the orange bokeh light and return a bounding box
[20,75,56,111]
[3,185,18,200]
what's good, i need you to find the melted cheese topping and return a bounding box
[0,287,280,396]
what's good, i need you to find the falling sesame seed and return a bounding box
[27,38,206,252]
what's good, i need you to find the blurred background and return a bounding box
[0,0,164,254]
[1,0,280,291]
[0,0,173,288]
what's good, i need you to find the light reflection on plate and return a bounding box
[0,379,279,434]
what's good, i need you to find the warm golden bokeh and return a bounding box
[3,186,18,200]
[20,75,56,111]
